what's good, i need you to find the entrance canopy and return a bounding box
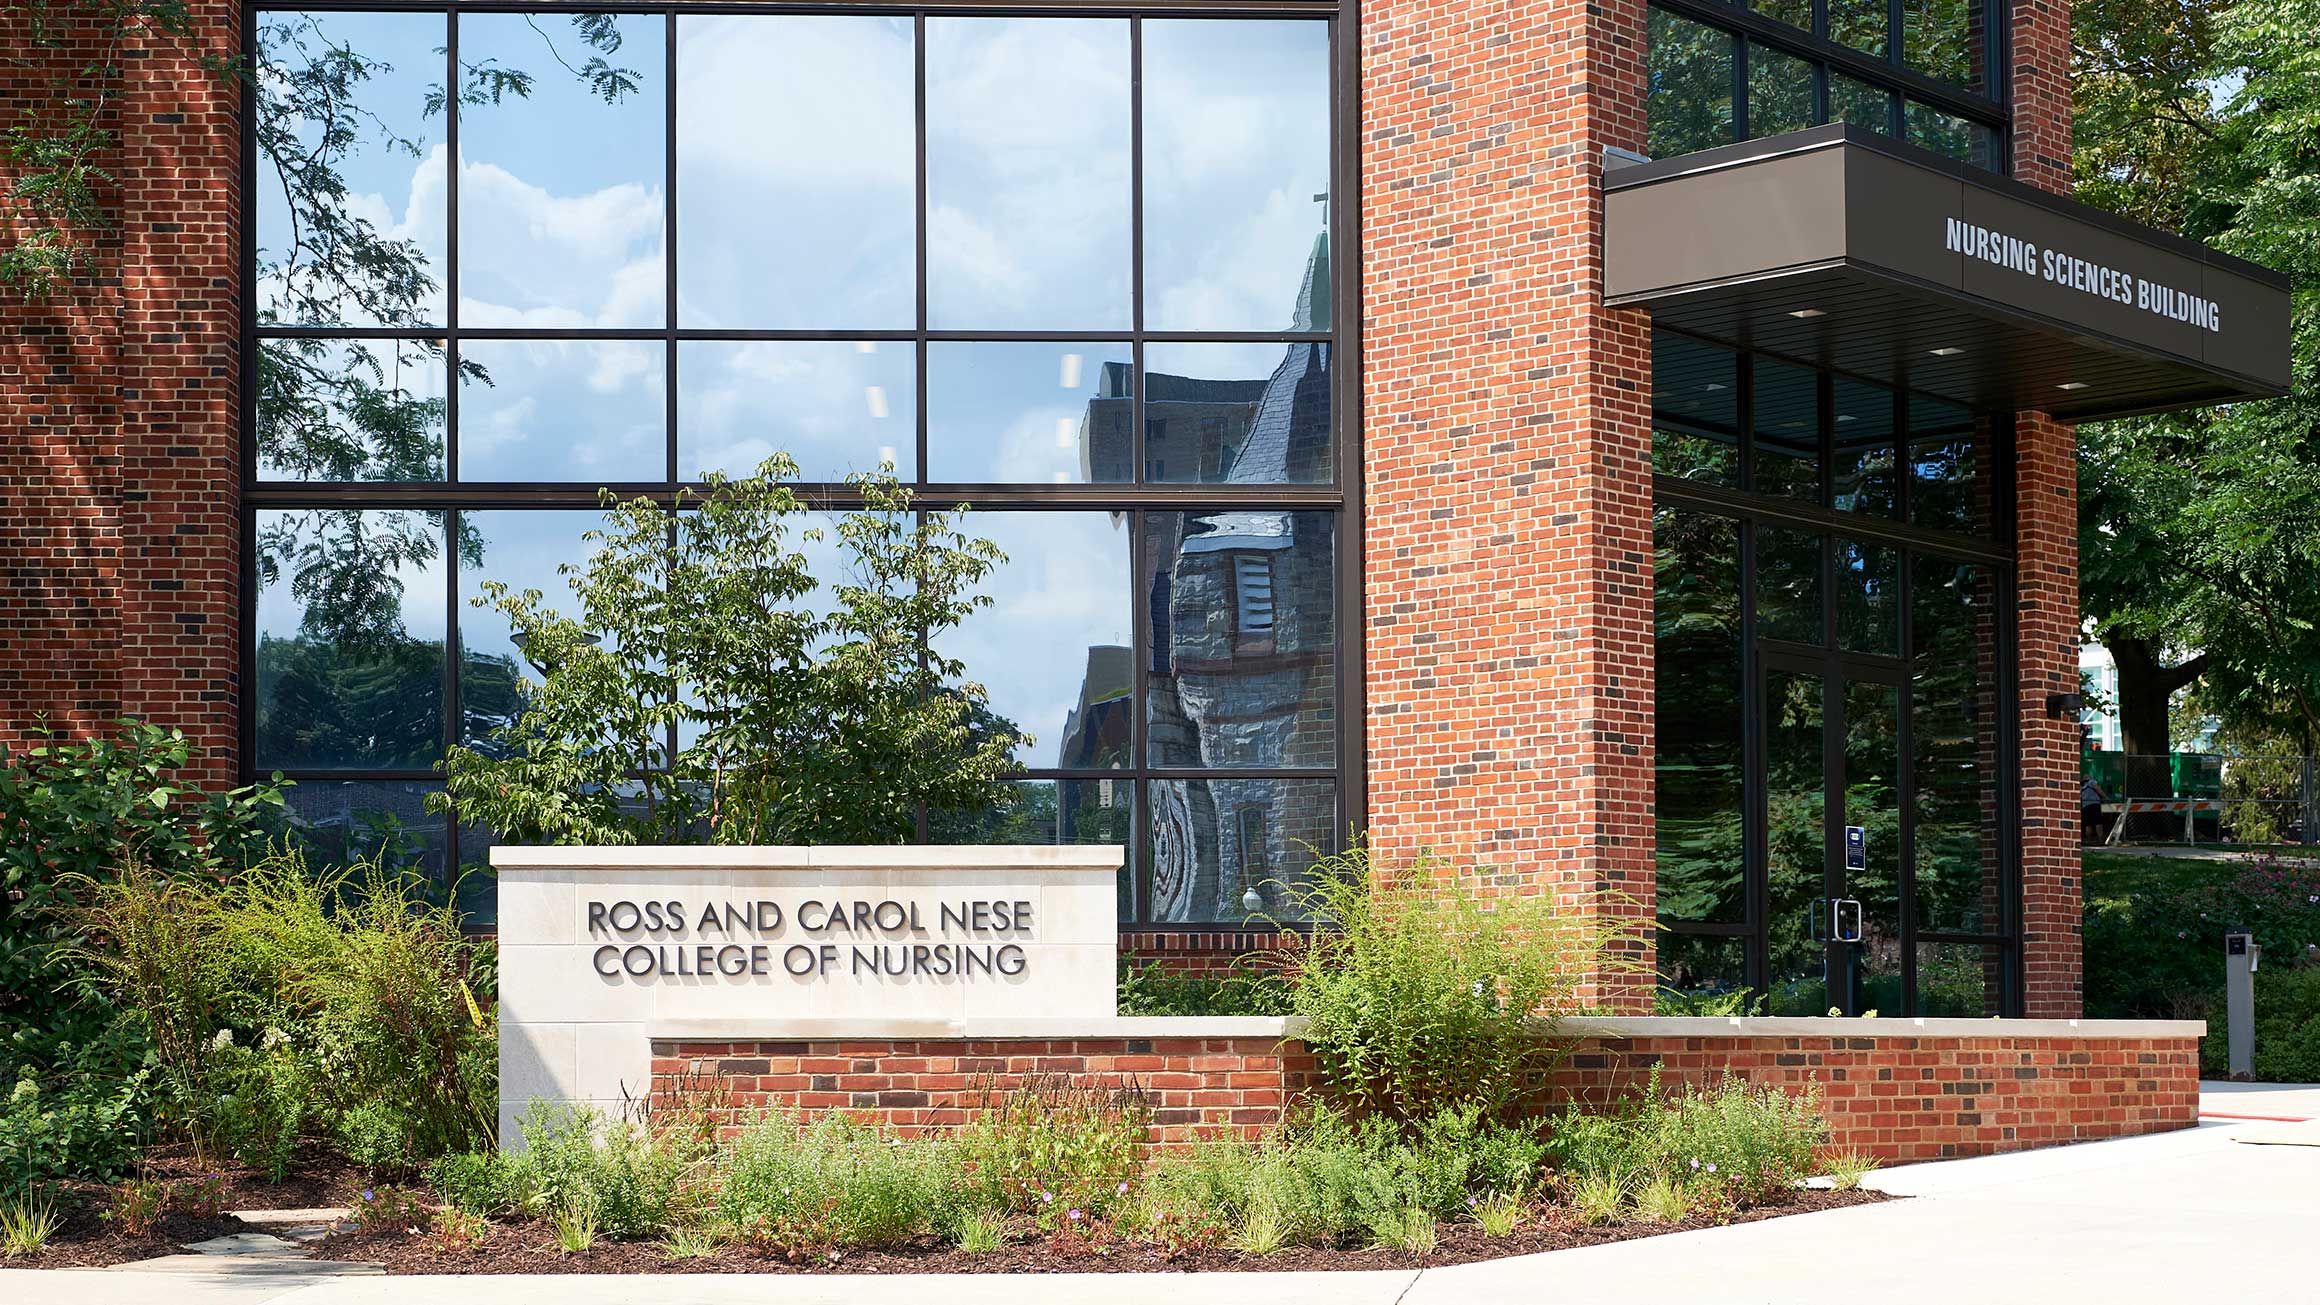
[1606,125,2291,422]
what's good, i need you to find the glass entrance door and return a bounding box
[1759,654,1904,1016]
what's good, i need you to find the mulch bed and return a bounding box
[6,1145,368,1270]
[311,1188,1887,1275]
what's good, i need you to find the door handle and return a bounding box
[1832,898,1865,944]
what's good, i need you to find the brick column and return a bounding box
[1361,0,1657,1008]
[0,4,240,783]
[2009,0,2081,1016]
[116,1,244,787]
[0,7,127,749]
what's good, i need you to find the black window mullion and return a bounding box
[445,11,460,484]
[913,11,929,490]
[664,9,679,487]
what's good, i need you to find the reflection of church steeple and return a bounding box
[1291,231,1329,334]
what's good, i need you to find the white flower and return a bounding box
[208,1028,235,1052]
[260,1027,289,1051]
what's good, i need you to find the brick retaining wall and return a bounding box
[647,1019,2201,1163]
[650,1036,1319,1143]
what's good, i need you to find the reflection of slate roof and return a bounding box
[1200,232,1330,550]
[1054,644,1131,768]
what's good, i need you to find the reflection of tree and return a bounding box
[1647,10,1732,158]
[1653,509,1743,924]
[253,12,637,642]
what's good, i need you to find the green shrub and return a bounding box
[718,1110,956,1254]
[429,1150,543,1218]
[0,723,285,1181]
[1132,1105,1547,1250]
[1286,842,1637,1125]
[1549,1070,1827,1203]
[2236,963,2320,1082]
[1116,960,1296,1016]
[519,1105,699,1239]
[72,848,497,1173]
[954,1075,1148,1221]
[1,1057,149,1191]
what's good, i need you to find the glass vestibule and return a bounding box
[1652,330,2015,1016]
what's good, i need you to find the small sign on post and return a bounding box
[1845,826,1867,872]
[2225,932,2260,1080]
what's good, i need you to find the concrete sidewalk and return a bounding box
[5,1106,2313,1305]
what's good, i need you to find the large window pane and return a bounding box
[1831,376,1898,517]
[1750,0,1812,35]
[1830,73,1897,135]
[254,508,449,769]
[676,16,915,329]
[1835,538,1899,656]
[1751,357,1821,503]
[1764,669,1827,1015]
[1656,933,1751,1012]
[931,779,1133,847]
[1902,0,1986,96]
[457,339,664,483]
[1912,556,2001,933]
[1747,43,1815,139]
[927,18,1131,329]
[257,339,447,482]
[1148,778,1333,923]
[1655,509,1744,924]
[1917,941,2004,1016]
[255,11,447,328]
[1145,511,1335,770]
[1907,100,1999,170]
[1756,526,1824,645]
[1828,0,1890,59]
[1647,10,1735,159]
[680,341,915,482]
[927,342,1131,485]
[934,512,1133,770]
[458,13,664,329]
[283,778,449,885]
[1908,394,1987,535]
[1143,342,1333,486]
[1143,20,1332,332]
[1653,333,1741,485]
[458,509,607,745]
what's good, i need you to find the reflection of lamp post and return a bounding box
[1241,882,1265,915]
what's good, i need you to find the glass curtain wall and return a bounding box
[1652,330,2017,1016]
[1646,0,2006,170]
[243,6,1352,927]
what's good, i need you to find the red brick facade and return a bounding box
[0,1,242,784]
[1360,0,1658,1008]
[652,1026,2200,1163]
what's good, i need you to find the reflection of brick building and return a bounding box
[1076,237,1338,921]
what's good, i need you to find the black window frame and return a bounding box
[1649,0,2009,174]
[1652,326,2023,1017]
[237,0,1364,933]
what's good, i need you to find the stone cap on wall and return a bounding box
[491,845,1126,871]
[646,1014,2208,1042]
[1560,1015,2208,1040]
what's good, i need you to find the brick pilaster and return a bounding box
[1360,0,1657,1008]
[2007,0,2081,1017]
[0,3,240,782]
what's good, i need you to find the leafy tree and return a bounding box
[2073,0,2320,758]
[435,458,1031,846]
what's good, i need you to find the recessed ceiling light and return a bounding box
[1929,346,1966,357]
[2057,381,2091,391]
[1836,414,1857,423]
[1788,308,1827,319]
[1702,383,1728,392]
